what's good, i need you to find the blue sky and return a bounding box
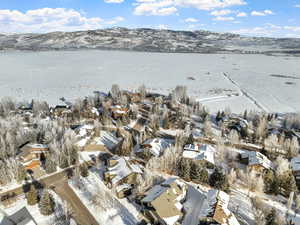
[1,0,300,37]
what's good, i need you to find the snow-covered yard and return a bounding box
[69,170,142,225]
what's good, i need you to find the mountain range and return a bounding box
[1,27,300,54]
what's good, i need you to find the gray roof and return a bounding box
[0,207,36,225]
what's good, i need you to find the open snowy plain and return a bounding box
[0,50,299,113]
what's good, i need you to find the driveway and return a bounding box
[182,185,206,225]
[54,181,99,225]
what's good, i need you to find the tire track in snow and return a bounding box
[222,72,269,112]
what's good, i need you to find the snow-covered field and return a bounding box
[0,50,299,113]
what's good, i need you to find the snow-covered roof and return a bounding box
[183,144,215,165]
[141,178,187,225]
[139,138,172,157]
[107,156,143,185]
[202,189,239,225]
[28,144,48,149]
[291,156,300,172]
[241,151,274,170]
[75,124,94,137]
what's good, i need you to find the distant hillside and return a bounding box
[1,27,300,54]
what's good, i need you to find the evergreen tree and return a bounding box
[209,168,229,192]
[80,164,89,177]
[39,190,55,216]
[263,170,279,195]
[190,162,208,184]
[278,171,298,196]
[162,115,170,130]
[186,133,194,145]
[16,164,26,183]
[45,158,57,174]
[265,208,278,225]
[26,185,38,205]
[178,158,191,181]
[59,153,69,169]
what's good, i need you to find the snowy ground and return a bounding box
[1,191,66,225]
[0,50,299,113]
[69,169,142,225]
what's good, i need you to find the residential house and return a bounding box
[141,178,187,225]
[50,103,71,117]
[110,105,129,120]
[183,144,216,167]
[83,131,122,153]
[291,156,300,185]
[18,143,48,170]
[0,207,37,225]
[200,189,240,225]
[240,151,274,174]
[137,138,172,157]
[104,156,143,198]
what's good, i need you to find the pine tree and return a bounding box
[265,208,278,225]
[16,164,26,183]
[59,153,69,169]
[263,170,279,195]
[209,168,229,192]
[39,190,55,216]
[178,158,191,181]
[186,133,194,145]
[80,164,89,177]
[26,185,38,205]
[190,162,208,184]
[45,158,57,174]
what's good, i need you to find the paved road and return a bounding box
[182,185,206,225]
[54,181,99,225]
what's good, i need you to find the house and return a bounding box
[141,178,187,225]
[291,156,300,185]
[18,143,48,170]
[50,103,71,117]
[240,151,274,173]
[200,189,240,225]
[0,207,37,225]
[110,105,129,120]
[83,131,122,153]
[182,144,216,167]
[137,138,172,157]
[104,156,143,197]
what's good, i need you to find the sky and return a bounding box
[0,0,300,37]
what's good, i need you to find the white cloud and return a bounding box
[157,24,168,29]
[134,0,246,16]
[251,10,274,16]
[210,9,232,16]
[174,0,246,11]
[104,0,124,3]
[0,8,124,33]
[133,0,177,16]
[232,23,300,37]
[213,16,234,21]
[236,12,247,17]
[294,4,300,8]
[184,17,198,22]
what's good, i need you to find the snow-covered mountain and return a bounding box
[1,27,300,54]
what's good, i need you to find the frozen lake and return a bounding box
[0,50,299,113]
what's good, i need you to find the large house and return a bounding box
[141,178,187,225]
[0,207,37,225]
[82,131,122,153]
[291,156,300,185]
[200,189,240,225]
[137,138,172,157]
[182,144,216,167]
[240,151,274,174]
[104,156,143,198]
[18,143,48,170]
